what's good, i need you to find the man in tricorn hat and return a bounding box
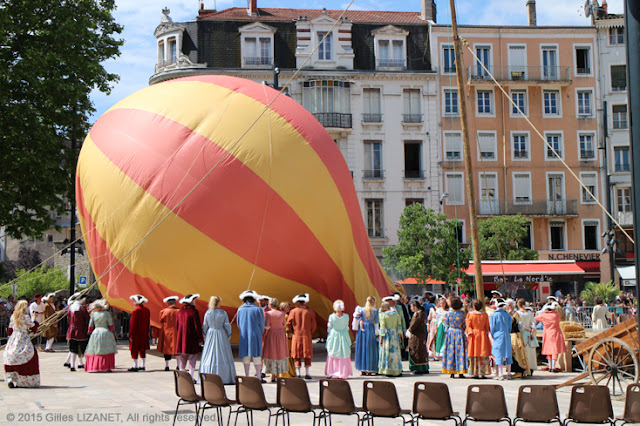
[158,296,180,371]
[237,290,265,381]
[287,293,316,379]
[128,294,151,372]
[176,294,202,380]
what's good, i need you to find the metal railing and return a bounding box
[312,113,352,129]
[615,163,631,172]
[554,306,636,331]
[377,59,406,69]
[580,150,595,159]
[404,170,424,179]
[467,65,573,83]
[513,150,529,159]
[613,116,628,129]
[363,169,384,179]
[244,56,273,66]
[403,114,423,123]
[362,113,382,123]
[475,198,579,216]
[618,211,633,226]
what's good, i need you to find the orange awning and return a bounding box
[465,260,585,276]
[395,277,446,285]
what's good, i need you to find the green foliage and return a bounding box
[0,0,123,238]
[467,214,538,260]
[0,265,68,299]
[383,204,470,287]
[580,281,621,305]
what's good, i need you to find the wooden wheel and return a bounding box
[588,336,639,397]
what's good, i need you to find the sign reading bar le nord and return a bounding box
[493,275,554,283]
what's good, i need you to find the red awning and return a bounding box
[395,277,446,285]
[465,261,585,276]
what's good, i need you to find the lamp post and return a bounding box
[602,229,618,284]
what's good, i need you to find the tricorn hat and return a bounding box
[292,293,310,303]
[180,294,200,304]
[239,290,260,301]
[130,294,148,304]
[163,296,179,303]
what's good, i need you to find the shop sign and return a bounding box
[493,275,554,283]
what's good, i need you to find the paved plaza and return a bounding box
[0,341,626,426]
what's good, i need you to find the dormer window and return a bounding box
[317,31,333,61]
[372,25,408,70]
[239,22,276,68]
[168,37,177,63]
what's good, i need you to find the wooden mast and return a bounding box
[449,0,484,298]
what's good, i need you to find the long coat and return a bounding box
[489,308,512,364]
[287,305,316,359]
[176,305,202,355]
[237,302,265,358]
[535,311,567,356]
[466,311,491,357]
[42,303,58,339]
[157,306,179,355]
[67,305,90,341]
[129,304,151,352]
[407,310,428,363]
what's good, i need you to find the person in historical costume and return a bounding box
[28,293,45,350]
[85,299,117,373]
[157,296,180,371]
[466,299,492,379]
[3,300,40,388]
[507,300,529,378]
[406,300,429,374]
[354,296,379,375]
[259,295,271,314]
[128,294,151,372]
[592,297,611,332]
[442,296,467,378]
[433,298,449,360]
[383,294,408,357]
[66,293,90,371]
[280,302,297,377]
[262,298,289,382]
[42,293,58,352]
[535,303,566,373]
[237,290,266,380]
[378,301,403,376]
[199,296,235,384]
[176,294,203,380]
[490,299,513,380]
[517,300,538,375]
[287,293,316,379]
[325,299,353,379]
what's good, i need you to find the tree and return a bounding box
[580,281,621,305]
[0,247,44,282]
[467,214,538,260]
[0,265,67,299]
[0,0,123,238]
[383,204,470,287]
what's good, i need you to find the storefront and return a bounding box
[616,265,636,293]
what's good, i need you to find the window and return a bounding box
[404,141,422,179]
[378,39,404,68]
[512,133,529,160]
[478,173,498,215]
[577,90,593,116]
[477,90,492,115]
[445,173,464,205]
[542,46,558,80]
[609,27,624,45]
[455,222,465,244]
[584,221,599,250]
[318,31,332,60]
[508,45,526,79]
[443,45,456,73]
[511,90,527,115]
[580,172,598,204]
[244,37,272,65]
[513,173,532,204]
[477,132,497,161]
[615,146,630,172]
[444,132,462,161]
[543,90,560,116]
[579,133,595,160]
[575,47,591,75]
[302,80,351,115]
[520,222,533,249]
[168,37,177,63]
[444,89,459,115]
[158,41,165,64]
[550,221,565,250]
[362,88,382,122]
[364,141,382,178]
[546,133,563,159]
[405,198,424,207]
[403,89,421,122]
[611,65,627,91]
[613,105,628,129]
[366,199,383,237]
[617,188,632,212]
[475,46,491,78]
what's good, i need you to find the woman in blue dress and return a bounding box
[198,296,236,384]
[442,296,467,378]
[354,296,378,375]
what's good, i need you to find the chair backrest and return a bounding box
[174,370,200,402]
[236,376,269,410]
[567,385,614,423]
[319,379,357,414]
[413,382,456,420]
[200,373,231,406]
[465,385,509,421]
[619,314,630,323]
[277,377,313,412]
[363,380,402,417]
[623,384,640,423]
[515,385,560,422]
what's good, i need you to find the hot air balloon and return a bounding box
[76,75,394,331]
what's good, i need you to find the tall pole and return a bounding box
[449,0,484,298]
[69,134,76,297]
[602,101,615,283]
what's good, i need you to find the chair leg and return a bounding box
[173,400,181,426]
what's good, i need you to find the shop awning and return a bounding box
[465,260,585,277]
[395,277,446,285]
[617,265,636,281]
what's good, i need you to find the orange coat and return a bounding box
[157,306,179,355]
[287,305,316,359]
[465,311,491,357]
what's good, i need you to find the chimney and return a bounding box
[421,0,437,22]
[248,0,258,17]
[527,0,537,26]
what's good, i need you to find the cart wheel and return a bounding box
[588,336,639,397]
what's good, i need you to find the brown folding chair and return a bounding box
[616,383,640,425]
[363,380,414,425]
[513,385,561,426]
[412,382,461,426]
[463,384,511,426]
[565,385,614,426]
[199,373,239,426]
[173,370,204,426]
[235,376,280,426]
[276,377,323,426]
[318,379,367,426]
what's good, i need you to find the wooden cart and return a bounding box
[560,317,639,396]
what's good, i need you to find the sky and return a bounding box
[90,0,624,121]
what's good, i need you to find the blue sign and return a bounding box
[78,276,87,285]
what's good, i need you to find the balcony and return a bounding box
[362,113,382,123]
[363,169,384,179]
[580,150,595,160]
[513,150,529,159]
[244,56,273,66]
[475,199,579,217]
[313,113,352,129]
[618,211,633,226]
[377,59,406,69]
[615,164,631,173]
[404,170,424,179]
[403,114,423,123]
[467,66,572,85]
[613,117,628,129]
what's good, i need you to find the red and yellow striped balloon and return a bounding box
[76,75,394,327]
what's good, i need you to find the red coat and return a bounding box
[157,306,179,355]
[176,305,202,355]
[67,305,90,340]
[129,305,151,352]
[287,305,316,359]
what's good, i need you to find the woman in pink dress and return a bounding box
[534,303,566,373]
[262,298,289,382]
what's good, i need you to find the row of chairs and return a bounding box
[173,370,640,426]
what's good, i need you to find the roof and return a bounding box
[198,7,426,25]
[465,260,585,276]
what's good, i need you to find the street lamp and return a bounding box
[602,229,621,285]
